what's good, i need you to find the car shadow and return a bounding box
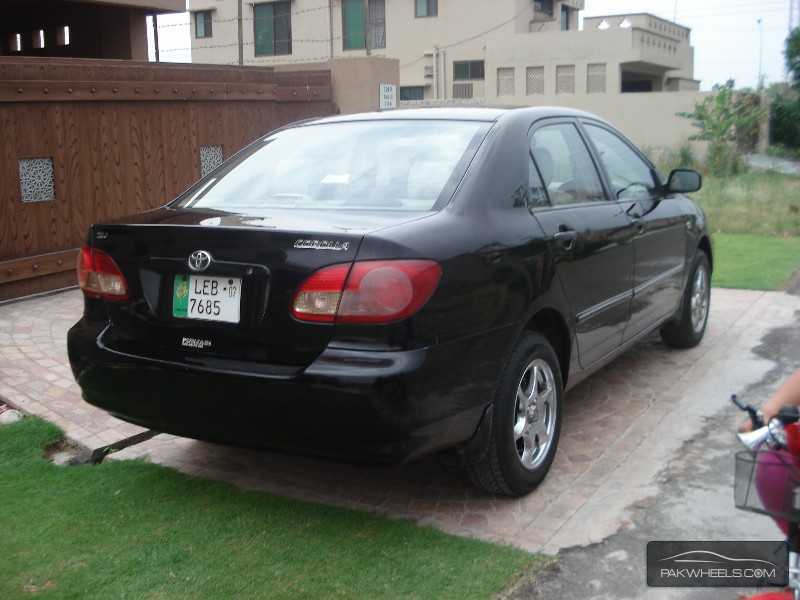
[120,329,711,545]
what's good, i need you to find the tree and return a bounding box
[787,27,800,89]
[679,81,766,175]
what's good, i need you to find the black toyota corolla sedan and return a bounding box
[68,107,711,496]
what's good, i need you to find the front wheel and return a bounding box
[467,333,563,497]
[661,251,711,349]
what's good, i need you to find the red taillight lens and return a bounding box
[291,260,441,324]
[77,244,129,301]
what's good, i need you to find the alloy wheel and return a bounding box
[690,265,710,334]
[513,358,557,470]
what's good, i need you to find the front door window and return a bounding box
[583,124,657,200]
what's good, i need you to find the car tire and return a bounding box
[660,251,711,349]
[467,332,563,497]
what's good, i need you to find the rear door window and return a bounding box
[529,123,606,206]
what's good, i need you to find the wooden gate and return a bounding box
[0,57,335,300]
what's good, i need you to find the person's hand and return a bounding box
[738,405,777,433]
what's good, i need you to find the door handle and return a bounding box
[553,230,578,251]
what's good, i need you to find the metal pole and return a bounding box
[789,1,795,80]
[152,14,159,62]
[328,0,334,62]
[673,0,678,22]
[237,0,244,66]
[758,18,764,89]
[363,0,370,55]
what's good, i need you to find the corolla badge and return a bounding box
[188,250,213,272]
[294,239,350,251]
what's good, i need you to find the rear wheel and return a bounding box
[661,251,711,349]
[467,332,563,497]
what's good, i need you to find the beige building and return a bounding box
[188,1,699,103]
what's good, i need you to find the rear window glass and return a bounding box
[175,120,488,212]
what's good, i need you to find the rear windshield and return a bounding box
[174,120,488,212]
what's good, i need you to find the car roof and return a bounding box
[301,106,608,126]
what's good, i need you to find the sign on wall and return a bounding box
[379,83,397,111]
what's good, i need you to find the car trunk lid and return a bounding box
[90,207,425,370]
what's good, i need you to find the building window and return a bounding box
[400,86,425,101]
[32,29,45,49]
[556,65,575,94]
[19,158,55,203]
[8,33,22,52]
[367,0,386,50]
[415,0,438,18]
[454,60,485,81]
[56,25,70,46]
[560,5,570,31]
[343,0,385,50]
[497,68,515,96]
[195,11,212,39]
[254,2,292,56]
[526,66,545,95]
[534,0,554,18]
[342,0,365,49]
[587,63,606,94]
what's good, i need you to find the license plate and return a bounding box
[172,275,242,323]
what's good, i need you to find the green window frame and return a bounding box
[195,11,212,39]
[399,86,425,101]
[342,0,366,50]
[453,60,485,81]
[254,1,292,56]
[415,0,438,18]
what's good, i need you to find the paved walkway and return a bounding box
[1,288,798,554]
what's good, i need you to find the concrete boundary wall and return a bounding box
[401,91,712,152]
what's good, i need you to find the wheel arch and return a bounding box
[698,236,713,273]
[524,307,572,387]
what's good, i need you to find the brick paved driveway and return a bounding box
[1,288,798,553]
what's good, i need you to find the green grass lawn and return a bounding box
[695,171,800,238]
[0,418,541,600]
[711,233,800,290]
[687,170,800,290]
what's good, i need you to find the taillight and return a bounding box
[291,260,441,324]
[77,244,129,301]
[291,264,350,323]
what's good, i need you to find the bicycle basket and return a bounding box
[735,450,800,523]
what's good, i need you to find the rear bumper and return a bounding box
[67,319,513,463]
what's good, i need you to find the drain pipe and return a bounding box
[90,429,161,464]
[433,46,439,99]
[442,49,447,100]
[328,0,334,62]
[237,0,244,65]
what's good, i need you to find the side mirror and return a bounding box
[666,169,702,194]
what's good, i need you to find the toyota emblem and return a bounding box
[188,250,213,272]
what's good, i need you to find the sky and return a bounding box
[148,0,798,91]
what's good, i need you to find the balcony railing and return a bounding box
[452,80,485,99]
